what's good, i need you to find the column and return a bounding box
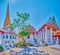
[56,37,58,45]
[45,26,48,43]
[42,29,45,39]
[53,37,56,45]
[0,33,2,44]
[34,32,36,39]
[37,32,41,46]
[50,28,52,44]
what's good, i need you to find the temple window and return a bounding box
[3,36,5,38]
[10,35,12,39]
[5,45,7,47]
[13,36,14,39]
[5,41,9,44]
[10,45,12,47]
[15,37,16,39]
[6,35,8,39]
[12,41,14,43]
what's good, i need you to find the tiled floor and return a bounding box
[38,46,60,55]
[9,47,49,55]
[0,46,60,55]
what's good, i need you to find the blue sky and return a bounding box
[0,0,60,30]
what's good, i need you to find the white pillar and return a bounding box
[50,28,52,44]
[0,33,2,45]
[34,32,36,39]
[56,37,58,45]
[53,37,56,45]
[42,29,44,39]
[37,32,41,46]
[45,26,48,43]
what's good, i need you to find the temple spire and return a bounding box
[46,16,59,29]
[3,2,11,29]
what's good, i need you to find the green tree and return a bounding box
[10,12,29,31]
[10,12,30,44]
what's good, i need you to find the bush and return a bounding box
[16,42,28,47]
[0,46,3,50]
[0,45,3,52]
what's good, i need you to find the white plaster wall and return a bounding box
[0,33,2,45]
[2,34,19,50]
[26,34,34,45]
[37,31,43,46]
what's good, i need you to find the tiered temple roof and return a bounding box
[25,24,36,32]
[37,16,59,33]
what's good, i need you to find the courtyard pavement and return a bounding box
[0,46,60,55]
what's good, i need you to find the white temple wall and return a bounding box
[0,33,3,45]
[37,30,44,46]
[26,34,34,45]
[42,29,45,40]
[2,34,18,50]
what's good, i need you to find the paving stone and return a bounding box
[9,47,49,55]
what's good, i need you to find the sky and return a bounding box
[0,0,60,30]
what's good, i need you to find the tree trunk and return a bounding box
[21,37,26,44]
